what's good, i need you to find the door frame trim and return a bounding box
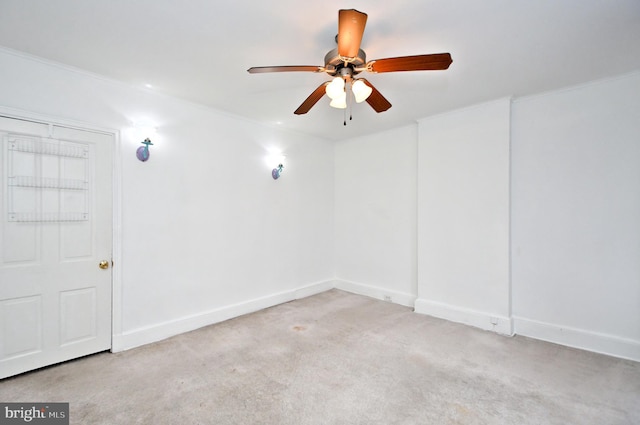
[0,105,122,352]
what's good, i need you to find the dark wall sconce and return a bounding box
[136,138,153,162]
[272,163,284,180]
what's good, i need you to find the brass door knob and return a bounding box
[99,260,109,270]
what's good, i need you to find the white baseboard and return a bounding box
[414,298,514,336]
[112,280,639,362]
[293,279,335,300]
[111,280,334,352]
[334,279,417,308]
[513,316,640,362]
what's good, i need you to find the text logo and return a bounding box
[0,403,68,425]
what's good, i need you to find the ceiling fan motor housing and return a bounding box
[323,47,367,77]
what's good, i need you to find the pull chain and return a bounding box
[344,81,353,126]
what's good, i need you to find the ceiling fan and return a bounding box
[247,9,452,121]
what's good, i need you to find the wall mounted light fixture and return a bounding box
[133,123,157,162]
[267,151,286,180]
[136,137,153,162]
[272,163,284,180]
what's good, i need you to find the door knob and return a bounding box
[99,260,109,270]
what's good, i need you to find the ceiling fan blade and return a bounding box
[368,53,452,73]
[338,9,368,59]
[247,65,324,74]
[294,82,329,115]
[360,79,392,113]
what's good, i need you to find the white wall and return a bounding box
[334,125,417,306]
[415,99,512,334]
[0,48,335,350]
[511,73,640,360]
[2,47,638,361]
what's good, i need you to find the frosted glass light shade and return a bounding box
[352,79,373,103]
[326,77,345,100]
[329,93,347,109]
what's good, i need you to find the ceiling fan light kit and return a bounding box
[329,95,347,110]
[352,80,373,103]
[247,9,452,123]
[326,76,346,101]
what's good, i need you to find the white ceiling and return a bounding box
[1,0,639,141]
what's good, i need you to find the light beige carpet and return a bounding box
[1,289,639,424]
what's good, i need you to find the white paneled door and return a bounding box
[0,116,113,379]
